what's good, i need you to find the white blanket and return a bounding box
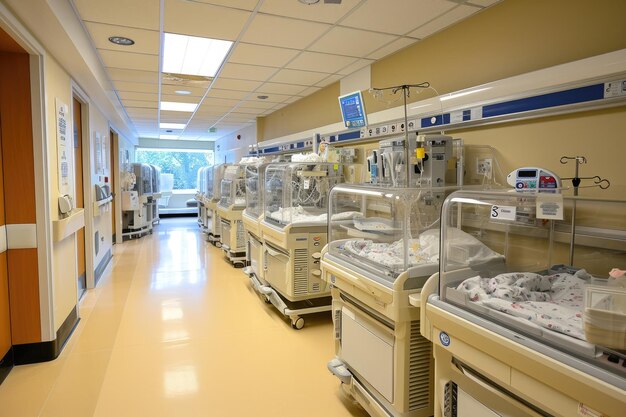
[340,228,503,270]
[456,270,591,340]
[269,207,361,225]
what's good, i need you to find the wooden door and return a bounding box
[73,97,86,296]
[0,114,11,373]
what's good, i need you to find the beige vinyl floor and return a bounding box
[0,217,369,417]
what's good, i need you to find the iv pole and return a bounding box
[370,82,430,186]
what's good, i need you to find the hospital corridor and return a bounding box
[0,217,367,417]
[0,0,625,416]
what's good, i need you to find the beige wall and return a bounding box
[260,0,626,141]
[44,55,78,332]
[259,0,626,198]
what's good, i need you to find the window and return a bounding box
[135,148,214,190]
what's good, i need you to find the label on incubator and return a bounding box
[490,205,516,221]
[536,194,564,220]
[603,79,626,98]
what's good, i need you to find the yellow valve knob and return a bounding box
[416,147,425,159]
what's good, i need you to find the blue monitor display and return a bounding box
[338,91,367,128]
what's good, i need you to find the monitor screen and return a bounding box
[338,91,367,128]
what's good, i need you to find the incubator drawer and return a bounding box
[340,306,394,402]
[221,219,231,247]
[249,234,263,277]
[265,243,291,297]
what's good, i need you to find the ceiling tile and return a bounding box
[211,78,263,92]
[468,0,502,7]
[256,82,307,95]
[201,97,241,107]
[118,91,158,102]
[219,63,277,82]
[286,51,357,74]
[205,89,250,100]
[367,37,417,60]
[195,104,237,114]
[74,0,159,30]
[99,49,158,72]
[160,84,206,97]
[409,5,481,39]
[238,100,278,109]
[309,27,397,57]
[230,107,265,115]
[298,86,322,97]
[84,22,159,55]
[108,68,159,84]
[337,59,373,76]
[122,99,157,109]
[284,96,301,104]
[241,14,331,49]
[315,74,342,88]
[190,0,259,10]
[160,94,202,104]
[269,68,327,85]
[113,81,159,94]
[164,0,251,41]
[160,111,193,122]
[228,43,300,68]
[125,107,157,116]
[259,0,361,24]
[341,0,455,35]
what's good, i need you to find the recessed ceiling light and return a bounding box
[108,36,135,46]
[160,122,187,129]
[161,101,198,112]
[163,33,233,77]
[299,0,320,4]
[159,134,179,140]
[257,95,269,100]
[175,90,192,95]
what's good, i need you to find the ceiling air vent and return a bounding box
[161,73,213,89]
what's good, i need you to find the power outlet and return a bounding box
[477,158,493,177]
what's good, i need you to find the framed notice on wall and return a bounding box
[56,98,71,194]
[95,132,103,174]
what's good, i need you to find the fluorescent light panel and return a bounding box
[163,33,233,77]
[160,122,187,129]
[161,101,198,112]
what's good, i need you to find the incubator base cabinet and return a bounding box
[258,162,343,329]
[242,162,271,289]
[419,190,626,417]
[202,164,228,246]
[321,185,470,417]
[218,164,250,267]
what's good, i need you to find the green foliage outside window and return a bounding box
[136,148,214,190]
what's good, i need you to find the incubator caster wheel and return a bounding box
[264,296,271,304]
[233,261,245,269]
[215,242,222,249]
[291,317,304,330]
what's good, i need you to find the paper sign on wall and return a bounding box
[56,98,71,195]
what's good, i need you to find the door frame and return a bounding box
[109,127,122,244]
[70,82,95,290]
[0,5,54,341]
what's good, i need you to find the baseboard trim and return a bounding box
[13,305,79,365]
[94,248,112,286]
[0,347,13,384]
